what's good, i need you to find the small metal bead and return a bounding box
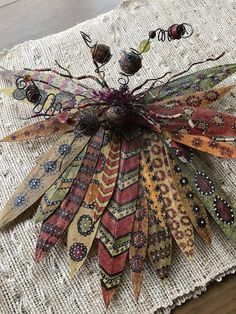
[180,177,188,186]
[24,75,32,82]
[174,165,181,173]
[119,51,142,75]
[77,110,100,135]
[177,24,186,36]
[186,191,194,199]
[149,30,156,39]
[168,24,184,40]
[192,204,200,213]
[197,217,206,228]
[91,43,112,64]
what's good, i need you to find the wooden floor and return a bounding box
[173,274,236,314]
[0,0,236,313]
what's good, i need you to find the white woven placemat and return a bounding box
[0,0,236,313]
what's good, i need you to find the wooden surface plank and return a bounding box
[0,1,235,313]
[172,274,236,314]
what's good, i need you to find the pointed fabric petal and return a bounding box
[169,133,236,159]
[0,132,90,228]
[35,128,104,262]
[144,63,236,103]
[148,85,233,109]
[140,148,167,228]
[98,128,142,307]
[148,206,172,279]
[129,174,148,301]
[67,130,115,276]
[35,146,87,223]
[1,118,73,142]
[139,134,172,278]
[165,145,211,244]
[0,69,90,96]
[165,139,236,242]
[93,134,121,221]
[67,179,100,276]
[147,132,195,258]
[150,105,236,138]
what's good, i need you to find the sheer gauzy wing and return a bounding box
[0,68,91,97]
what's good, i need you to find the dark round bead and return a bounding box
[149,30,156,39]
[177,24,186,36]
[174,165,181,173]
[186,191,194,199]
[91,43,112,64]
[180,177,188,186]
[168,24,182,40]
[119,51,142,75]
[192,204,200,213]
[77,109,100,135]
[197,217,206,228]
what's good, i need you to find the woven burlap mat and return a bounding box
[0,0,236,313]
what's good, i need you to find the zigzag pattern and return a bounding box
[98,128,142,307]
[94,134,121,220]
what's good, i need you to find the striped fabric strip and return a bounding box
[98,128,142,307]
[93,134,121,221]
[129,173,148,300]
[35,128,104,262]
[35,146,87,223]
[67,130,117,276]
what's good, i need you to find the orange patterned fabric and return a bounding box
[150,133,195,258]
[169,132,236,159]
[1,118,73,142]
